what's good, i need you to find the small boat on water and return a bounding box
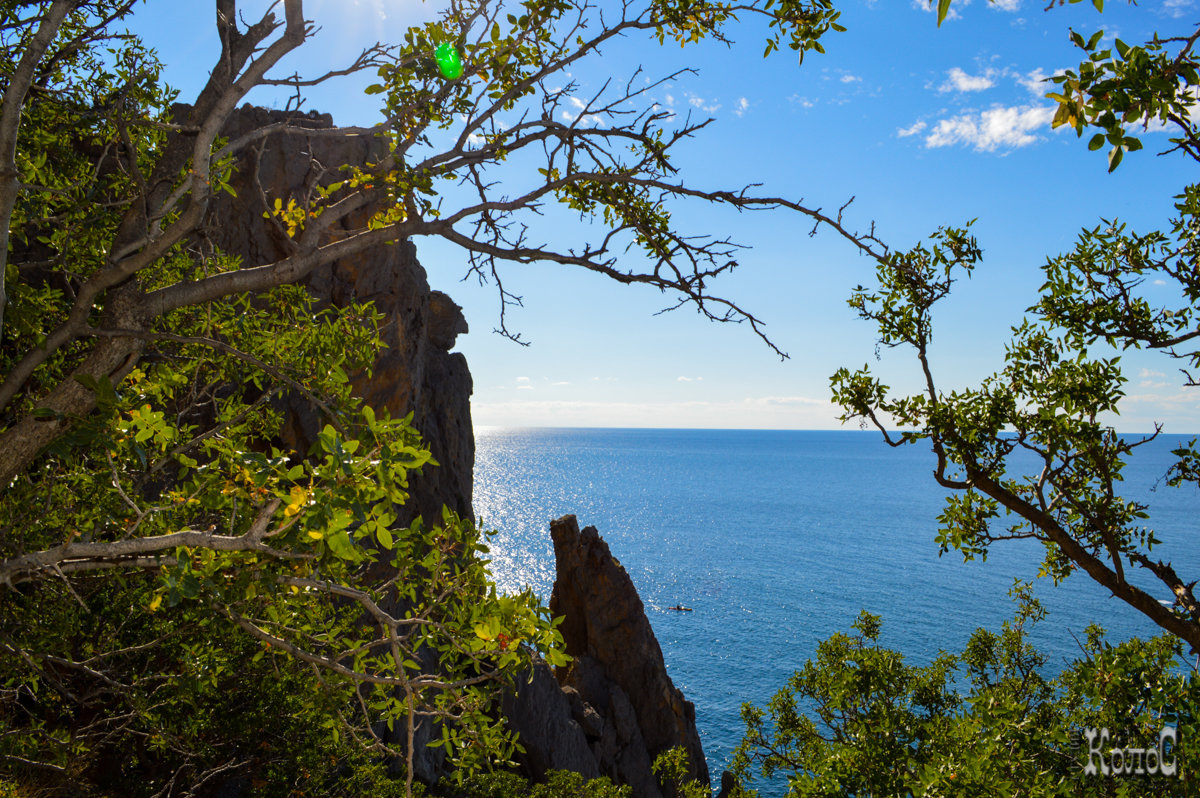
[667,605,693,612]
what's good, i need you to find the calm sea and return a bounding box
[472,428,1199,793]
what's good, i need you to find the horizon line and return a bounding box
[472,424,1197,436]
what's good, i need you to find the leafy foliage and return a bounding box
[732,586,1200,797]
[0,0,870,795]
[442,768,630,798]
[0,277,564,791]
[796,3,1200,796]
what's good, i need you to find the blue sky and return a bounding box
[128,0,1200,432]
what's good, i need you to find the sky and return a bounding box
[127,0,1200,432]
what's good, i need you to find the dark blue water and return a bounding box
[472,428,1199,793]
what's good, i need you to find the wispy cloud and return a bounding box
[471,395,839,430]
[941,67,996,93]
[1117,385,1200,430]
[1016,67,1051,97]
[912,0,1019,17]
[560,96,603,125]
[897,120,928,137]
[1164,0,1195,19]
[913,0,969,21]
[734,97,749,117]
[924,104,1056,151]
[686,92,721,114]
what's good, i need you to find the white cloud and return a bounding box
[676,376,705,382]
[1164,0,1194,19]
[516,385,534,390]
[924,104,1056,151]
[788,94,815,108]
[914,0,969,20]
[1017,68,1051,97]
[516,376,530,382]
[560,108,603,126]
[941,67,996,93]
[1117,385,1200,430]
[991,0,1021,10]
[1140,368,1168,378]
[735,97,749,117]
[687,93,721,114]
[898,120,928,137]
[471,395,839,430]
[841,73,862,84]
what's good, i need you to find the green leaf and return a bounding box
[937,0,952,27]
[1107,145,1124,172]
[1088,133,1106,151]
[326,530,358,560]
[377,526,394,550]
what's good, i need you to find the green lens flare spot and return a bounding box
[435,43,463,80]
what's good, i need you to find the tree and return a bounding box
[0,0,873,794]
[831,1,1200,652]
[731,585,1198,797]
[730,3,1200,795]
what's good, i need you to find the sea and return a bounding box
[472,428,1199,794]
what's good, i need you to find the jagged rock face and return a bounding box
[537,515,709,798]
[202,105,473,526]
[201,107,707,794]
[502,661,600,781]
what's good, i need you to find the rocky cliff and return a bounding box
[506,516,709,798]
[206,107,707,796]
[204,105,473,526]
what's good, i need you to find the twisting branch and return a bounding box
[0,499,286,588]
[0,0,80,346]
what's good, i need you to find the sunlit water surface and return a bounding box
[473,428,1198,794]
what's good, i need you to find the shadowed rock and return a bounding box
[200,106,707,795]
[535,515,708,797]
[203,105,473,528]
[200,106,473,784]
